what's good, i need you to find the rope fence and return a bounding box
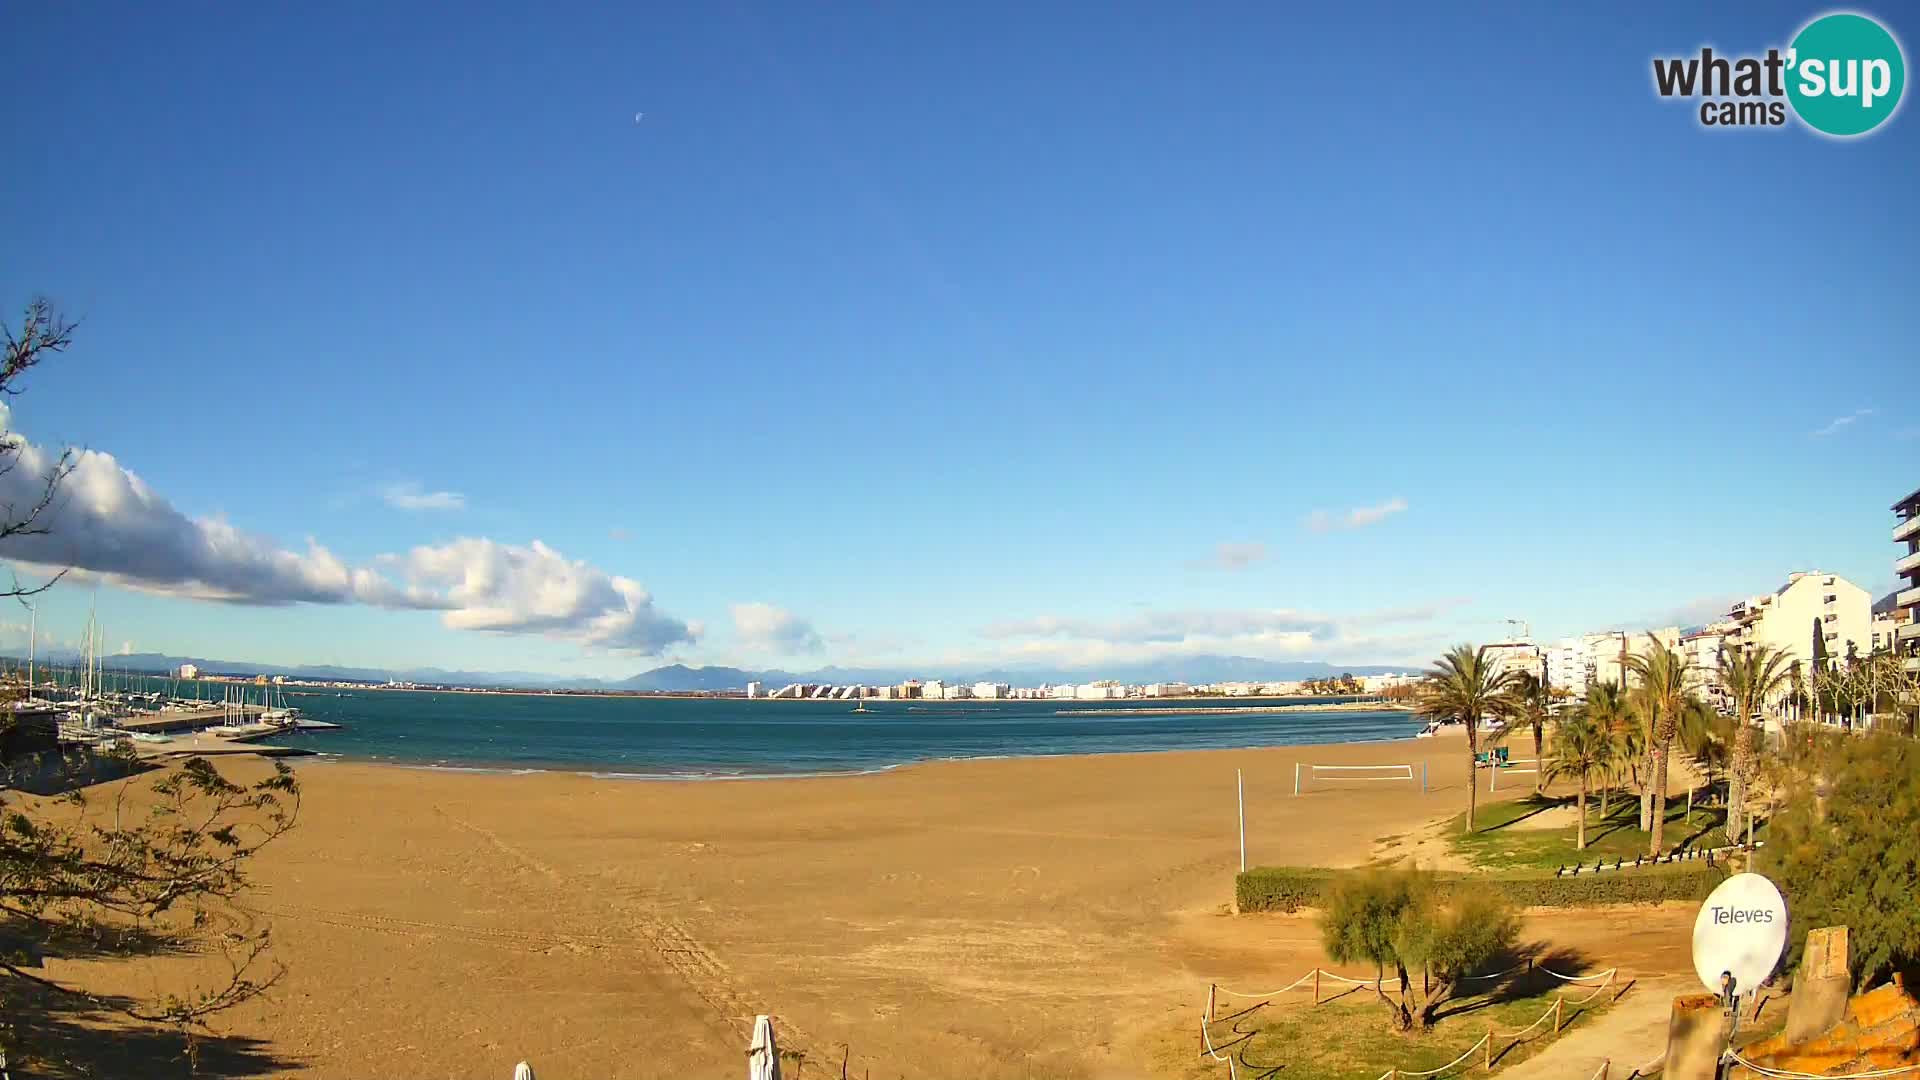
[1725,1051,1920,1079]
[1201,962,1624,1080]
[1199,1014,1240,1080]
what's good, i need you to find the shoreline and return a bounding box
[277,718,1442,782]
[1054,701,1414,716]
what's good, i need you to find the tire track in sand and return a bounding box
[427,805,811,1047]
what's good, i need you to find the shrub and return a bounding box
[1237,862,1722,913]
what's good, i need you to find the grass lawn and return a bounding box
[1153,968,1619,1080]
[1450,786,1770,872]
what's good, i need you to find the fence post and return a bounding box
[1206,983,1216,1023]
[1553,998,1564,1033]
[1313,969,1321,1004]
[1485,1030,1493,1070]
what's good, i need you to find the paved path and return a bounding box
[1496,979,1678,1080]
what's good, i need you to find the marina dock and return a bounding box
[117,706,269,733]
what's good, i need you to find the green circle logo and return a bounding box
[1787,12,1906,136]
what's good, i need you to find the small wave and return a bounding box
[392,763,544,776]
[584,762,909,783]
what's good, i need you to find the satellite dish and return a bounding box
[1692,872,1789,996]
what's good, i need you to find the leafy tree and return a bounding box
[0,299,301,1072]
[1544,709,1612,850]
[1319,868,1518,1032]
[1624,637,1695,856]
[1772,732,1920,991]
[1678,698,1729,799]
[1715,644,1793,844]
[1416,645,1522,833]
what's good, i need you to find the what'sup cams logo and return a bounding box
[1653,11,1906,136]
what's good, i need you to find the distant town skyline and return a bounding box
[3,3,1914,679]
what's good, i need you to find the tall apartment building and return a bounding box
[1723,571,1872,674]
[1896,486,1920,673]
[1544,629,1684,696]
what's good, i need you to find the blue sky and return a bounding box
[2,3,1914,678]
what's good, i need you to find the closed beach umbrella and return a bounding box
[512,1063,535,1080]
[747,1015,781,1080]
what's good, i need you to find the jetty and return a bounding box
[117,706,270,734]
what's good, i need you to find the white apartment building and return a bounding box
[1482,641,1544,686]
[1144,681,1191,697]
[745,680,762,699]
[1679,625,1732,710]
[942,683,973,700]
[1895,487,1920,673]
[1074,682,1124,700]
[1357,674,1415,694]
[922,680,945,700]
[1545,640,1586,696]
[971,682,1009,700]
[1871,611,1909,655]
[176,663,199,679]
[1723,572,1871,674]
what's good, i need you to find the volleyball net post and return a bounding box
[1489,759,1540,792]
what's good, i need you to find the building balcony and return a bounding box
[1902,586,1920,611]
[1898,515,1920,544]
[1898,548,1920,576]
[1900,622,1920,643]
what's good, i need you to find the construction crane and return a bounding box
[1502,618,1532,642]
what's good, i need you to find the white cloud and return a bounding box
[983,608,1334,644]
[0,420,695,655]
[1811,408,1875,437]
[1305,497,1407,533]
[973,600,1467,667]
[1193,541,1267,571]
[1656,594,1744,628]
[382,482,466,512]
[729,602,824,654]
[395,538,695,652]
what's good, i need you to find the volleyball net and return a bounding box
[1294,761,1427,795]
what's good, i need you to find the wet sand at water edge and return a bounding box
[22,731,1700,1079]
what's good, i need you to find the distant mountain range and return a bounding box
[8,650,1410,692]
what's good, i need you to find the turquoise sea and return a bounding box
[234,689,1425,776]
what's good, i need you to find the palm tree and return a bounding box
[1500,671,1554,795]
[1544,709,1612,850]
[1585,680,1630,820]
[1624,637,1696,856]
[1678,698,1730,812]
[1416,644,1522,833]
[1715,643,1792,844]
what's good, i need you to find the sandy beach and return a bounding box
[23,732,1698,1079]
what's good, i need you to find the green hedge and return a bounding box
[1235,862,1724,913]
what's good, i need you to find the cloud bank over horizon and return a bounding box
[0,417,696,655]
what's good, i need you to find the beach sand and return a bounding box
[22,732,1699,1079]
